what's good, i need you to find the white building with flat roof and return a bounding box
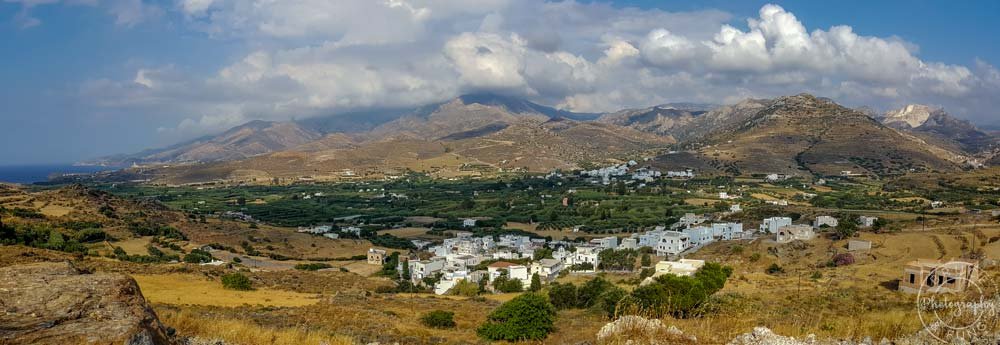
[711,222,744,240]
[760,217,792,233]
[813,216,839,228]
[859,216,878,228]
[776,225,815,243]
[653,259,705,277]
[684,226,714,247]
[656,231,689,256]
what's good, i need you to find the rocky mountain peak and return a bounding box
[883,104,941,128]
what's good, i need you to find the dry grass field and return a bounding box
[133,274,322,307]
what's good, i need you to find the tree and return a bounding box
[460,198,476,210]
[421,310,456,329]
[183,248,214,263]
[451,280,480,297]
[597,286,630,318]
[577,277,613,308]
[401,259,411,280]
[641,253,652,267]
[547,282,577,309]
[630,262,732,318]
[221,272,253,291]
[477,293,556,341]
[533,247,554,260]
[46,230,65,250]
[529,273,542,292]
[598,249,638,271]
[834,220,858,239]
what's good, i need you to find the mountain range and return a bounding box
[83,93,998,184]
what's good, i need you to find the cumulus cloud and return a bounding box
[74,1,999,135]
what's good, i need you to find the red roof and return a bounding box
[488,261,516,268]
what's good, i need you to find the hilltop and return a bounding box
[656,94,963,177]
[67,93,1000,184]
[882,104,998,154]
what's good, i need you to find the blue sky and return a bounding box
[1,0,999,165]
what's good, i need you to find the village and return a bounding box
[357,210,915,296]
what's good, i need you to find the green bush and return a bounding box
[183,249,214,264]
[477,293,556,341]
[529,273,542,292]
[420,310,456,329]
[547,282,577,310]
[294,263,332,271]
[577,277,613,308]
[766,263,784,275]
[221,272,253,291]
[629,262,732,318]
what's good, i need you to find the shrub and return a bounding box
[221,272,253,291]
[477,293,556,341]
[74,228,108,243]
[548,282,577,309]
[451,280,479,297]
[629,262,732,318]
[577,277,613,308]
[493,276,523,293]
[183,249,214,264]
[529,273,542,292]
[598,286,629,318]
[832,253,855,266]
[294,263,332,271]
[421,310,456,329]
[766,263,784,275]
[749,253,761,262]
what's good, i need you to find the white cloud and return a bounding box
[75,1,1000,135]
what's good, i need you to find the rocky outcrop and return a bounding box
[0,262,174,345]
[595,315,697,344]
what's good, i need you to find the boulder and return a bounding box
[0,262,174,345]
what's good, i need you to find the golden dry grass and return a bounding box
[684,198,720,206]
[39,204,73,217]
[750,193,779,201]
[134,274,321,307]
[112,237,154,255]
[378,227,432,238]
[159,309,357,345]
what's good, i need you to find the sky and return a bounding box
[1,0,999,165]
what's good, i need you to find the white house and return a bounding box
[656,231,690,256]
[859,216,878,228]
[530,259,563,282]
[760,217,793,233]
[711,222,744,240]
[462,219,477,227]
[590,236,618,250]
[813,216,839,228]
[676,213,707,228]
[653,259,705,277]
[635,230,665,248]
[776,225,815,243]
[485,262,530,288]
[619,237,639,250]
[434,269,470,295]
[730,204,742,213]
[409,257,446,284]
[571,246,601,270]
[683,226,714,247]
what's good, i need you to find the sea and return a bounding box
[0,164,118,184]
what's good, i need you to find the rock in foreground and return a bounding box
[0,262,174,345]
